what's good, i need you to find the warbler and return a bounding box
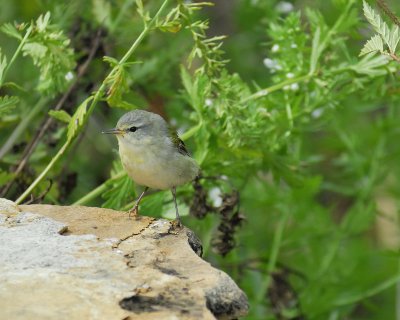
[102,110,199,226]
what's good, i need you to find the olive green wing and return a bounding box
[168,127,190,156]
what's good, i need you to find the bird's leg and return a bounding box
[128,187,149,218]
[171,186,182,229]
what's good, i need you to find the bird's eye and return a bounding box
[128,126,137,132]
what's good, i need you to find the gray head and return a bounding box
[102,110,169,145]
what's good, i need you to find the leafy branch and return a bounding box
[0,26,33,88]
[360,0,400,61]
[15,0,170,204]
[2,13,75,95]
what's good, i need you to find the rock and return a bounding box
[0,199,248,320]
[0,197,19,216]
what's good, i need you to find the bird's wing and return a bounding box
[168,127,191,156]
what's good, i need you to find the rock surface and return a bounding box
[0,199,248,320]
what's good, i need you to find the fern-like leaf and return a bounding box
[0,23,23,40]
[48,109,72,124]
[0,95,19,116]
[3,12,76,95]
[101,160,135,210]
[360,34,384,56]
[363,1,399,54]
[67,97,93,141]
[388,25,400,55]
[0,49,7,83]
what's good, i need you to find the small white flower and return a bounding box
[65,72,74,81]
[283,85,290,91]
[286,72,294,79]
[291,43,298,49]
[290,83,299,91]
[209,187,223,207]
[205,98,213,107]
[271,44,280,53]
[276,1,294,14]
[263,58,274,68]
[263,58,282,72]
[312,108,323,118]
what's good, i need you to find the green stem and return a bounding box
[332,272,400,307]
[257,209,290,303]
[181,120,202,141]
[16,0,170,204]
[72,171,125,205]
[241,74,313,103]
[0,26,33,87]
[16,142,68,204]
[0,97,47,159]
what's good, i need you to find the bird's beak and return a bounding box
[102,128,124,135]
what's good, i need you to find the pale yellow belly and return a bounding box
[119,141,198,190]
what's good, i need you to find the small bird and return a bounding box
[102,110,199,226]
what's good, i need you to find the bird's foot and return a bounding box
[128,205,139,219]
[168,219,183,234]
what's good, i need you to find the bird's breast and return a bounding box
[117,139,198,190]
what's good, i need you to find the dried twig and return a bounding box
[22,179,53,205]
[376,0,400,27]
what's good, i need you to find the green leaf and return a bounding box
[0,49,7,83]
[140,191,167,216]
[360,34,384,56]
[0,23,22,40]
[310,26,322,73]
[103,60,137,109]
[351,54,389,76]
[67,97,93,141]
[48,109,72,123]
[363,0,399,53]
[92,0,112,28]
[102,160,135,210]
[388,25,400,55]
[36,12,51,32]
[102,173,135,209]
[4,12,76,95]
[0,170,14,185]
[0,95,19,116]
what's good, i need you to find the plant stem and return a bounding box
[0,97,47,159]
[1,29,104,198]
[241,74,312,103]
[16,142,68,204]
[0,26,32,87]
[257,209,290,303]
[16,0,170,204]
[72,171,125,205]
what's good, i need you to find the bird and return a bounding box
[102,110,199,226]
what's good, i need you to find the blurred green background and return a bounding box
[1,0,400,319]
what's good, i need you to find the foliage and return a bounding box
[360,0,400,57]
[1,0,400,319]
[2,12,75,95]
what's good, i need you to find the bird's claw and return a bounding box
[128,206,139,219]
[168,219,183,234]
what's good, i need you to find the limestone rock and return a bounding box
[0,198,248,320]
[0,197,19,216]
